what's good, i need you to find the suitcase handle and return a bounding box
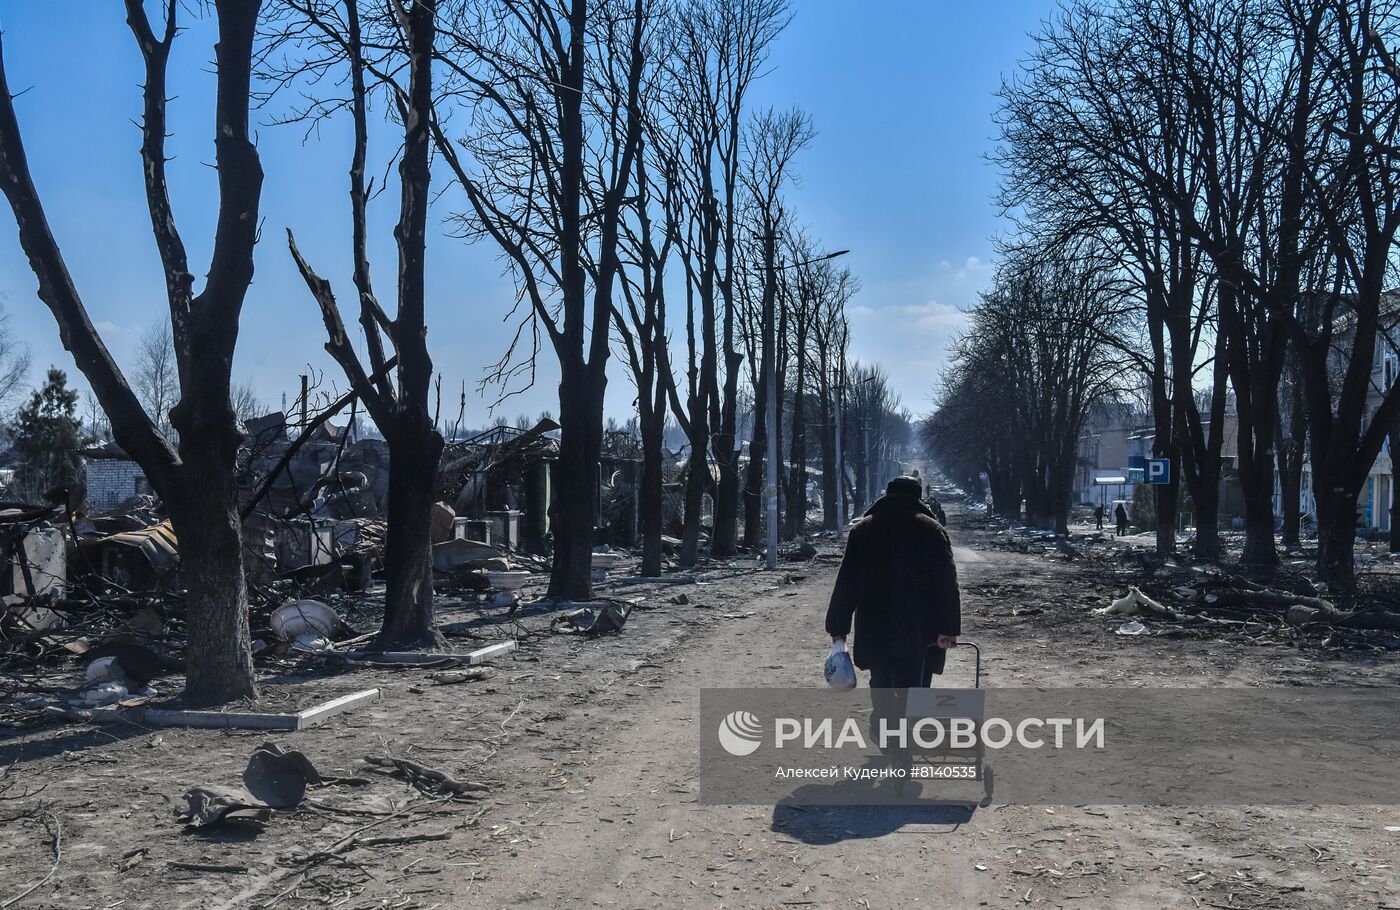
[921,640,980,688]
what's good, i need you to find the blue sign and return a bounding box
[1147,458,1171,485]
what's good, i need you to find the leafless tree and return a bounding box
[612,37,679,576]
[132,321,178,437]
[0,302,31,412]
[268,0,447,646]
[231,378,263,428]
[0,0,263,702]
[810,263,855,530]
[657,0,790,559]
[944,243,1132,534]
[844,361,899,512]
[997,0,1226,558]
[737,105,811,548]
[434,0,651,600]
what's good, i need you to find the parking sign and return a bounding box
[1146,458,1170,485]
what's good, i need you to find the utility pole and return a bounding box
[834,317,849,529]
[299,374,309,430]
[833,384,845,529]
[764,277,780,568]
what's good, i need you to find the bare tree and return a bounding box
[997,0,1224,558]
[0,0,263,703]
[845,361,898,511]
[738,106,811,548]
[435,0,651,600]
[271,0,447,647]
[810,264,855,530]
[132,321,178,436]
[0,302,31,411]
[657,0,790,560]
[612,43,678,576]
[231,378,263,428]
[955,244,1132,534]
[82,391,112,445]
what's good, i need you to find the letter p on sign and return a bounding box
[1147,458,1170,485]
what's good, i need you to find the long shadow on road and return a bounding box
[772,800,975,845]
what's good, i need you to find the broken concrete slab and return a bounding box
[344,640,518,666]
[140,688,381,731]
[432,538,506,572]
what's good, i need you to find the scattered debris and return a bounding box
[552,602,632,635]
[1099,586,1177,619]
[243,741,324,809]
[270,599,340,646]
[362,754,488,797]
[344,640,517,666]
[780,540,818,561]
[428,667,494,685]
[177,785,272,830]
[433,538,508,573]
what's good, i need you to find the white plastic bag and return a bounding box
[823,640,856,689]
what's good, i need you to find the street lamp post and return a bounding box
[833,384,844,529]
[832,319,849,531]
[764,246,849,569]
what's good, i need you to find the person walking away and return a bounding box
[826,476,962,779]
[1114,502,1129,537]
[1094,504,1105,530]
[930,497,947,525]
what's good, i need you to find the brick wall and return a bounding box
[85,458,148,510]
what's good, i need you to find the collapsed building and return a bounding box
[1,411,659,612]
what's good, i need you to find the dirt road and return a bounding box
[4,508,1398,909]
[449,531,1399,910]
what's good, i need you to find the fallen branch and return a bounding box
[168,861,248,874]
[428,667,494,686]
[1203,590,1335,612]
[1196,589,1400,631]
[240,356,398,520]
[362,755,489,796]
[355,829,452,848]
[1,810,61,909]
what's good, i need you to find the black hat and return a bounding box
[885,476,922,499]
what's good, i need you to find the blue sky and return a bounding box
[0,0,1057,424]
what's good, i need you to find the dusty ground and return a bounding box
[3,504,1399,910]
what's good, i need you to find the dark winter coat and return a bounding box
[825,487,962,674]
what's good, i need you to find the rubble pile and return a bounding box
[957,499,1400,653]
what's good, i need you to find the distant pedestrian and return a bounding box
[1114,502,1129,537]
[1094,505,1105,530]
[930,497,947,525]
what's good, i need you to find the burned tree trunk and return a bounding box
[1314,481,1359,591]
[169,424,255,701]
[784,342,808,539]
[1392,419,1400,554]
[1277,420,1307,550]
[379,425,443,646]
[742,388,767,549]
[553,372,606,597]
[679,409,707,566]
[818,374,837,530]
[282,0,445,648]
[0,0,263,704]
[638,399,665,576]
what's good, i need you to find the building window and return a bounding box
[134,476,150,496]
